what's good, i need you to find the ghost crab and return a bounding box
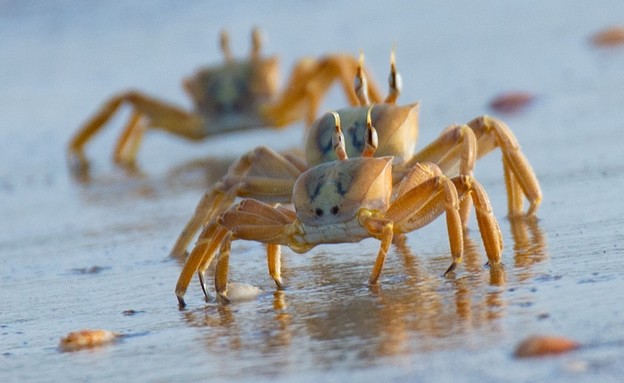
[67,27,382,173]
[176,107,503,305]
[170,51,541,261]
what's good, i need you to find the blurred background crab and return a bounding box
[176,108,504,305]
[67,27,383,174]
[169,52,542,271]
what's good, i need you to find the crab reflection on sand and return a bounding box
[181,217,547,368]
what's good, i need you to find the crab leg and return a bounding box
[503,156,525,215]
[359,211,394,285]
[405,124,473,219]
[403,125,477,227]
[209,199,295,302]
[170,185,236,259]
[68,91,204,170]
[262,54,383,127]
[175,221,228,307]
[408,124,477,177]
[267,243,285,289]
[112,111,143,165]
[218,199,293,243]
[234,178,297,198]
[170,146,303,258]
[215,233,233,304]
[207,220,290,305]
[386,173,464,275]
[405,116,541,217]
[452,176,504,267]
[466,115,542,216]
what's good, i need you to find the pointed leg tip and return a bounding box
[115,159,141,176]
[217,293,231,305]
[275,278,286,290]
[67,153,91,180]
[169,249,189,259]
[526,206,539,218]
[444,262,458,276]
[201,287,214,303]
[177,296,187,309]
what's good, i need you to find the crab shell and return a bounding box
[183,56,280,133]
[292,156,393,228]
[304,103,419,167]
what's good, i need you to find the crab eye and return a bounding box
[330,205,340,215]
[315,208,324,217]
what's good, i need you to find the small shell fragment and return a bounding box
[59,329,120,352]
[226,282,262,301]
[591,26,624,47]
[489,92,535,114]
[514,335,580,358]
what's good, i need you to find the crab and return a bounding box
[175,108,504,305]
[169,51,542,263]
[67,27,382,173]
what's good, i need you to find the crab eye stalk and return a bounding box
[362,106,379,157]
[354,51,370,106]
[331,111,348,160]
[251,27,263,59]
[220,30,233,62]
[385,47,402,104]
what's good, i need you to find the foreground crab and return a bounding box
[176,109,503,305]
[67,28,382,172]
[170,52,542,266]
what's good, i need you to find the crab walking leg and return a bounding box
[466,115,542,216]
[453,176,504,266]
[215,233,233,304]
[359,212,394,285]
[175,222,228,306]
[170,186,236,258]
[262,55,383,127]
[170,146,303,258]
[407,125,477,176]
[267,243,285,289]
[218,199,295,240]
[404,116,542,217]
[112,111,141,164]
[68,91,204,168]
[184,201,292,303]
[197,266,212,303]
[387,174,464,274]
[234,178,297,198]
[113,112,147,165]
[503,156,525,215]
[405,125,478,227]
[195,222,235,302]
[171,174,294,259]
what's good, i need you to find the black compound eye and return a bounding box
[330,205,339,215]
[315,208,324,217]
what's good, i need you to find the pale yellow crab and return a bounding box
[169,51,541,265]
[176,108,503,305]
[67,28,382,172]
